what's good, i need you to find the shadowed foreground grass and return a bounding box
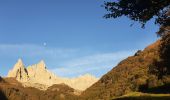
[113,92,170,100]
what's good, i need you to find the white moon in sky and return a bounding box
[43,42,47,46]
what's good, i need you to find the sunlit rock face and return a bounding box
[66,74,99,91]
[7,59,29,82]
[26,60,58,86]
[7,59,98,91]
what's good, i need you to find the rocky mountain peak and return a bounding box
[7,59,98,91]
[37,60,46,70]
[7,59,29,82]
[14,58,24,69]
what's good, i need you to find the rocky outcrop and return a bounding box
[7,59,29,82]
[26,60,59,87]
[7,59,98,91]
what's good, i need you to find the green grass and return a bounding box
[112,92,170,100]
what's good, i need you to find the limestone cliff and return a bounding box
[7,59,29,82]
[7,59,98,91]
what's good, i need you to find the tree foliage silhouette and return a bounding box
[103,0,170,33]
[103,0,170,77]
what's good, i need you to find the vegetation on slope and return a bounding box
[0,78,79,100]
[82,40,170,100]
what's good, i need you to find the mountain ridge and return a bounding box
[7,59,98,91]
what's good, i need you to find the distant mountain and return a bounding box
[7,59,98,91]
[8,59,29,82]
[82,40,170,99]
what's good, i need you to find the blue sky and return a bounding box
[0,0,159,78]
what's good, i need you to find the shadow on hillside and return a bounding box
[0,77,4,82]
[139,83,170,94]
[113,96,170,100]
[0,90,7,100]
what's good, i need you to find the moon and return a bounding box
[43,42,47,46]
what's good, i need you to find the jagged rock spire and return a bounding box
[7,59,98,91]
[14,58,24,69]
[7,58,29,82]
[37,60,46,69]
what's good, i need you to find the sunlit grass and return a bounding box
[112,92,170,100]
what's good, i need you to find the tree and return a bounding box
[103,0,170,33]
[103,0,170,77]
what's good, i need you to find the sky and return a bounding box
[0,0,159,78]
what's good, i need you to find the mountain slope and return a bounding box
[0,76,5,83]
[82,40,165,99]
[0,77,79,100]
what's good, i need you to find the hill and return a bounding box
[81,40,170,99]
[0,77,79,100]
